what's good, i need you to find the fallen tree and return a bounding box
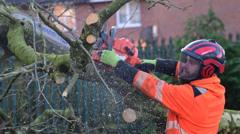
[0,0,239,133]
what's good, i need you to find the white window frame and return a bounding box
[116,0,141,28]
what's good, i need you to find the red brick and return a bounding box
[73,0,240,42]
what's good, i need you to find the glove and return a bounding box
[141,59,157,66]
[134,59,157,72]
[100,50,121,67]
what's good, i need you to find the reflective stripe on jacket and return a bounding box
[133,71,225,134]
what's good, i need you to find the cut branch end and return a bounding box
[122,108,137,123]
[86,13,99,25]
[86,34,97,44]
[54,72,66,84]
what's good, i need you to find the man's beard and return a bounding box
[178,67,201,84]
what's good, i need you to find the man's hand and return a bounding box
[141,59,157,66]
[134,59,157,73]
[100,50,121,67]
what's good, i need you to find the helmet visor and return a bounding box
[179,53,201,83]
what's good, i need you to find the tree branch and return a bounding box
[30,108,75,126]
[38,12,75,46]
[146,0,192,10]
[68,0,132,90]
[62,72,79,97]
[0,108,17,134]
[7,22,70,68]
[0,73,20,102]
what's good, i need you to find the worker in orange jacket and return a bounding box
[99,39,226,134]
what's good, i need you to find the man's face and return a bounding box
[179,53,201,83]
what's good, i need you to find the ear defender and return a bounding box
[201,58,225,78]
[201,64,215,78]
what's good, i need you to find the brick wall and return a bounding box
[71,0,240,42]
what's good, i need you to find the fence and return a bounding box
[0,38,177,133]
[0,57,125,133]
[138,37,176,60]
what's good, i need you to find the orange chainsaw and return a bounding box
[91,26,141,66]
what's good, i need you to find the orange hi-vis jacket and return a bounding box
[133,71,225,134]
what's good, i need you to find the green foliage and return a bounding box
[174,8,240,110]
[220,43,240,110]
[185,9,225,39]
[174,9,225,51]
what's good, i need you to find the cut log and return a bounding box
[86,13,99,26]
[122,108,137,123]
[86,34,97,44]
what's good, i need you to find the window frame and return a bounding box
[116,0,141,28]
[56,6,76,32]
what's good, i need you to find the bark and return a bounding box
[7,22,70,70]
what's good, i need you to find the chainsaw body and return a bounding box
[92,28,141,66]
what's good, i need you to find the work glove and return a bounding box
[135,59,157,73]
[100,50,121,67]
[141,59,157,66]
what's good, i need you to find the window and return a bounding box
[54,5,76,32]
[116,0,141,28]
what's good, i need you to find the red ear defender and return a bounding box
[201,64,215,78]
[203,59,225,73]
[201,58,225,78]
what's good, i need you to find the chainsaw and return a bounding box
[91,26,141,66]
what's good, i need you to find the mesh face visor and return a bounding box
[179,53,202,83]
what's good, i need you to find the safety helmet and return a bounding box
[180,39,226,79]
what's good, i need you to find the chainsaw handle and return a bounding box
[124,46,134,56]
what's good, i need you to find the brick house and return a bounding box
[7,0,240,43]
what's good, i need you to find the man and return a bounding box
[99,39,226,134]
